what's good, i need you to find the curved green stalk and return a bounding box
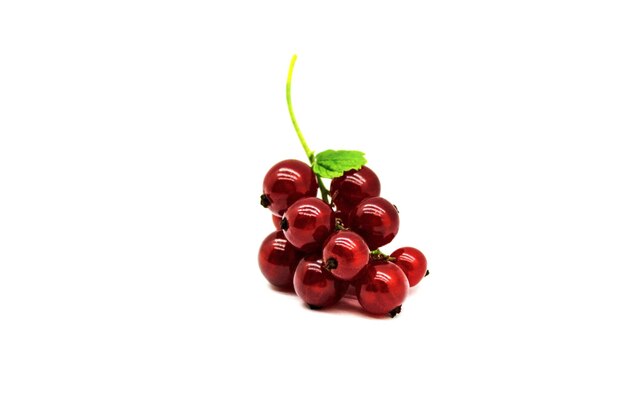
[286,54,330,204]
[286,55,314,163]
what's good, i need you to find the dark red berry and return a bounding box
[390,247,428,287]
[349,197,399,249]
[356,261,409,316]
[294,255,349,308]
[261,159,317,216]
[281,197,335,253]
[330,166,381,213]
[258,230,302,288]
[272,215,282,230]
[322,230,370,281]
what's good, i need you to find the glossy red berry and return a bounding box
[322,230,370,281]
[349,197,399,249]
[390,247,428,287]
[261,159,317,216]
[272,215,282,230]
[356,261,409,317]
[330,166,381,213]
[294,255,349,309]
[258,230,302,288]
[281,197,335,252]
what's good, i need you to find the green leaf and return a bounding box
[312,150,367,179]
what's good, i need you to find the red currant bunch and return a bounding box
[258,55,429,318]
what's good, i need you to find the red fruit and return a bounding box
[260,159,317,216]
[322,230,370,281]
[390,247,428,287]
[356,261,409,317]
[272,215,282,230]
[258,230,302,288]
[330,166,381,213]
[349,197,399,249]
[294,255,349,309]
[282,197,335,253]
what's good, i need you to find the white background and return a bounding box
[1,1,625,415]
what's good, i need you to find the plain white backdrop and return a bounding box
[1,1,625,415]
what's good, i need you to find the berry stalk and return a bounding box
[286,54,331,204]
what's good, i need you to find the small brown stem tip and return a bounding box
[325,258,338,270]
[260,194,271,208]
[389,305,402,318]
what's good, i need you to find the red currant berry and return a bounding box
[258,230,302,288]
[390,247,428,287]
[272,215,282,230]
[260,159,317,216]
[356,261,409,317]
[294,255,349,309]
[281,197,335,253]
[349,197,399,249]
[330,166,381,213]
[322,230,370,281]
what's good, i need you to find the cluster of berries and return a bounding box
[259,160,428,317]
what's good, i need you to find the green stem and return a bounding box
[287,55,314,163]
[369,249,396,262]
[286,54,330,204]
[317,176,330,204]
